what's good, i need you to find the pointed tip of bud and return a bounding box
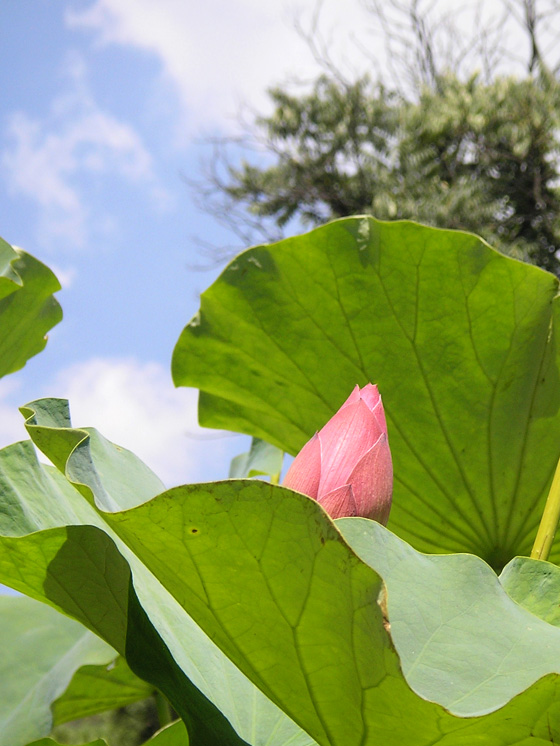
[282,384,393,522]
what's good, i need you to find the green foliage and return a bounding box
[500,556,560,626]
[218,70,560,273]
[401,72,560,272]
[51,700,159,746]
[173,217,560,569]
[226,77,402,228]
[338,517,560,716]
[1,398,560,743]
[229,437,283,480]
[0,401,310,746]
[52,657,155,726]
[34,703,185,746]
[0,236,61,378]
[0,596,116,746]
[6,220,560,743]
[144,722,188,746]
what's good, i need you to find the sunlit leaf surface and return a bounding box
[0,401,559,744]
[173,217,560,568]
[0,237,61,379]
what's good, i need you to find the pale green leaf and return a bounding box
[0,595,115,746]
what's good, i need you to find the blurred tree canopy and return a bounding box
[199,0,560,274]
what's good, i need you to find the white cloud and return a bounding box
[65,0,375,136]
[66,0,536,141]
[0,379,28,448]
[1,52,171,250]
[39,357,245,487]
[46,263,77,289]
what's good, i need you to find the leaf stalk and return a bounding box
[531,452,560,561]
[155,690,173,728]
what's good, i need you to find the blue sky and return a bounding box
[0,0,374,486]
[0,0,526,487]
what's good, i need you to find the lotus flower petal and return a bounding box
[282,432,322,499]
[318,399,384,495]
[318,484,357,519]
[281,383,393,523]
[347,433,392,524]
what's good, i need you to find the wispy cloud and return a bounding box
[65,0,374,138]
[0,357,246,487]
[0,379,28,448]
[1,52,172,250]
[66,0,536,142]
[45,262,77,289]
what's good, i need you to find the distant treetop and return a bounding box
[196,0,560,275]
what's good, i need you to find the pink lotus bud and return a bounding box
[283,384,392,523]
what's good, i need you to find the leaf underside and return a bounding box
[172,217,560,569]
[0,399,559,744]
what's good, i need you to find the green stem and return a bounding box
[155,690,173,728]
[531,453,560,561]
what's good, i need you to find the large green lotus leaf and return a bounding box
[0,403,314,746]
[0,595,115,746]
[172,217,560,568]
[8,399,560,744]
[52,656,154,726]
[5,490,560,745]
[0,237,62,378]
[336,517,560,717]
[103,482,560,744]
[500,556,560,627]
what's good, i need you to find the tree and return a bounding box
[198,0,560,274]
